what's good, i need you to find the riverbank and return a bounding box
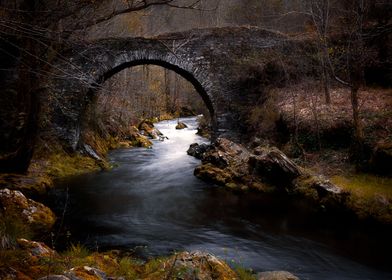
[0,240,258,279]
[191,137,392,225]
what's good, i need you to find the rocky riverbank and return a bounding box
[189,138,392,225]
[1,236,300,280]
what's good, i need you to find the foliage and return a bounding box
[0,213,33,249]
[247,89,280,140]
[63,243,91,259]
[234,265,257,280]
[116,257,139,280]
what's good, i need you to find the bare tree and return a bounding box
[325,0,371,165]
[307,0,332,104]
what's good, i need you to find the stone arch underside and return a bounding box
[100,59,216,121]
[42,27,291,151]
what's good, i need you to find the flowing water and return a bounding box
[49,117,392,280]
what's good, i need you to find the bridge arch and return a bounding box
[45,37,220,151]
[41,27,289,151]
[98,59,216,122]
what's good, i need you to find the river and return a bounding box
[48,117,392,280]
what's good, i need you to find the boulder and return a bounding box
[125,126,153,147]
[138,120,163,139]
[0,189,55,234]
[203,138,250,169]
[194,163,233,186]
[249,146,302,186]
[175,122,188,129]
[187,143,210,159]
[196,115,211,138]
[38,276,70,280]
[64,266,108,280]
[17,238,56,258]
[293,175,349,208]
[0,268,32,280]
[258,271,300,280]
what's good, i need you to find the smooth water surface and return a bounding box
[49,117,392,280]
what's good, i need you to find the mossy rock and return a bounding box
[144,251,238,280]
[0,189,56,237]
[258,271,300,280]
[194,163,233,186]
[331,174,392,224]
[46,153,101,178]
[138,120,163,139]
[176,122,188,130]
[293,174,350,213]
[0,172,53,197]
[133,135,153,148]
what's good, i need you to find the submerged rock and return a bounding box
[176,121,188,129]
[0,188,55,234]
[258,271,300,280]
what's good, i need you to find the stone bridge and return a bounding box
[43,27,299,150]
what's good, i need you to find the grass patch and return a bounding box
[0,214,33,249]
[62,243,91,259]
[116,257,140,279]
[332,173,392,223]
[46,153,101,178]
[331,174,392,199]
[234,265,257,280]
[143,257,166,275]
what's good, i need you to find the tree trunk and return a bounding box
[350,85,364,166]
[321,52,331,105]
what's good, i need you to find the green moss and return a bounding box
[331,174,392,223]
[234,265,257,280]
[46,153,101,178]
[194,164,233,186]
[331,174,392,199]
